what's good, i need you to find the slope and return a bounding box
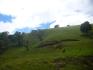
[0,25,93,70]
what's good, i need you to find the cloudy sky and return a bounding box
[0,0,93,34]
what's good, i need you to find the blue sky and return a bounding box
[15,27,31,33]
[0,0,93,34]
[37,20,56,29]
[0,13,15,23]
[14,21,56,33]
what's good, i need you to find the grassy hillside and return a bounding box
[0,25,93,70]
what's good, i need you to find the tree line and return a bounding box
[0,29,46,54]
[0,21,92,54]
[0,31,29,54]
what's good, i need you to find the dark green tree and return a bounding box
[14,31,23,47]
[36,29,45,41]
[31,29,44,41]
[22,33,30,51]
[0,32,9,54]
[80,21,92,35]
[54,25,59,28]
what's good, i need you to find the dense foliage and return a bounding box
[80,21,92,34]
[0,32,29,54]
[0,29,46,54]
[54,25,59,28]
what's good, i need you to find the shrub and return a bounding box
[54,25,59,28]
[80,21,92,35]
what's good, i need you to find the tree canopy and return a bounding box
[80,21,92,34]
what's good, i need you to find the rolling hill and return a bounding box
[0,25,93,70]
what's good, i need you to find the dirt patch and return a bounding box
[52,56,93,70]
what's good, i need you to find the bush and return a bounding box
[54,25,59,28]
[80,21,92,35]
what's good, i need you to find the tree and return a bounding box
[31,29,44,41]
[22,33,30,51]
[0,32,9,54]
[14,31,23,47]
[36,29,45,41]
[54,25,59,28]
[67,25,70,27]
[80,21,92,35]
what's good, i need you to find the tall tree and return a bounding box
[0,32,9,54]
[31,29,45,41]
[22,33,30,51]
[80,21,92,35]
[54,25,59,28]
[14,31,23,47]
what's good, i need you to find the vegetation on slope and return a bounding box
[0,24,93,70]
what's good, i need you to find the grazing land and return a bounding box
[0,25,93,70]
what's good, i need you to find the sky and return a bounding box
[0,0,93,34]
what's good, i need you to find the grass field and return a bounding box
[0,25,93,70]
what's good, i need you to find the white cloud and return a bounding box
[0,0,93,34]
[50,0,93,27]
